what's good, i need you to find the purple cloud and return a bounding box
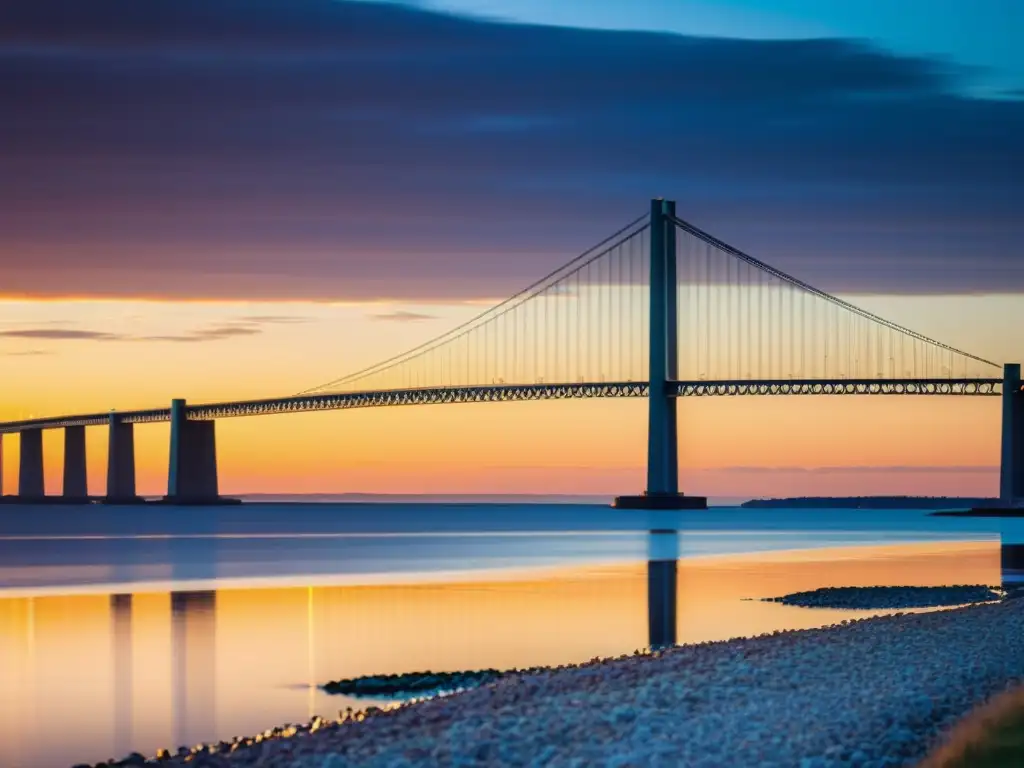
[0,0,1020,302]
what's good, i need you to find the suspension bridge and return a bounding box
[0,199,1020,507]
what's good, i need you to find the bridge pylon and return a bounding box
[62,425,88,499]
[105,413,140,503]
[18,428,44,498]
[1001,363,1024,507]
[615,199,707,511]
[165,399,223,504]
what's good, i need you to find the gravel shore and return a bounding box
[93,599,1024,768]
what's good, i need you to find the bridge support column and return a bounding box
[18,428,45,498]
[62,425,88,499]
[166,399,220,504]
[1001,363,1024,507]
[0,433,4,497]
[615,199,706,510]
[105,415,139,503]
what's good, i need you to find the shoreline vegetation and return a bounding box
[82,599,1024,768]
[919,686,1024,767]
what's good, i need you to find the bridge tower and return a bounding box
[62,425,88,499]
[166,399,221,504]
[615,199,707,510]
[105,413,139,503]
[18,429,44,498]
[1001,363,1024,507]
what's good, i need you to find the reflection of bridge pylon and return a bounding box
[1001,535,1024,591]
[110,594,133,759]
[171,591,217,749]
[647,529,679,648]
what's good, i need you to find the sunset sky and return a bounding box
[1,0,1022,498]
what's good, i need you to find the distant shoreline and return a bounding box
[236,493,617,504]
[741,496,995,509]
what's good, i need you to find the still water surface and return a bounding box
[0,503,1017,768]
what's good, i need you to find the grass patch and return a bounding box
[919,687,1024,767]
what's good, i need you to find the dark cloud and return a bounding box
[371,311,438,322]
[1,0,1021,300]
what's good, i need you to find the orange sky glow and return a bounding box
[0,294,1020,498]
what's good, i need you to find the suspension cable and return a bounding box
[298,212,650,395]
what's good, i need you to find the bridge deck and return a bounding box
[0,378,1002,434]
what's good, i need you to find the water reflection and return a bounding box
[171,592,217,749]
[111,594,133,758]
[0,539,1000,768]
[647,529,678,648]
[1001,525,1024,590]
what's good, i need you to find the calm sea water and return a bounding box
[0,502,1019,768]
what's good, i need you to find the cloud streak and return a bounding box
[236,315,311,324]
[0,329,120,341]
[370,311,438,322]
[140,325,263,342]
[0,317,291,344]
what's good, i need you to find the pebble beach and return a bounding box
[92,597,1024,768]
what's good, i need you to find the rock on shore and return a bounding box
[762,585,1001,610]
[96,599,1024,768]
[322,669,509,698]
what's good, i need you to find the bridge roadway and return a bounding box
[0,378,1003,434]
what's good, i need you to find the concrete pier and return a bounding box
[1001,364,1023,507]
[106,415,138,502]
[167,399,220,503]
[18,428,44,498]
[62,425,88,498]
